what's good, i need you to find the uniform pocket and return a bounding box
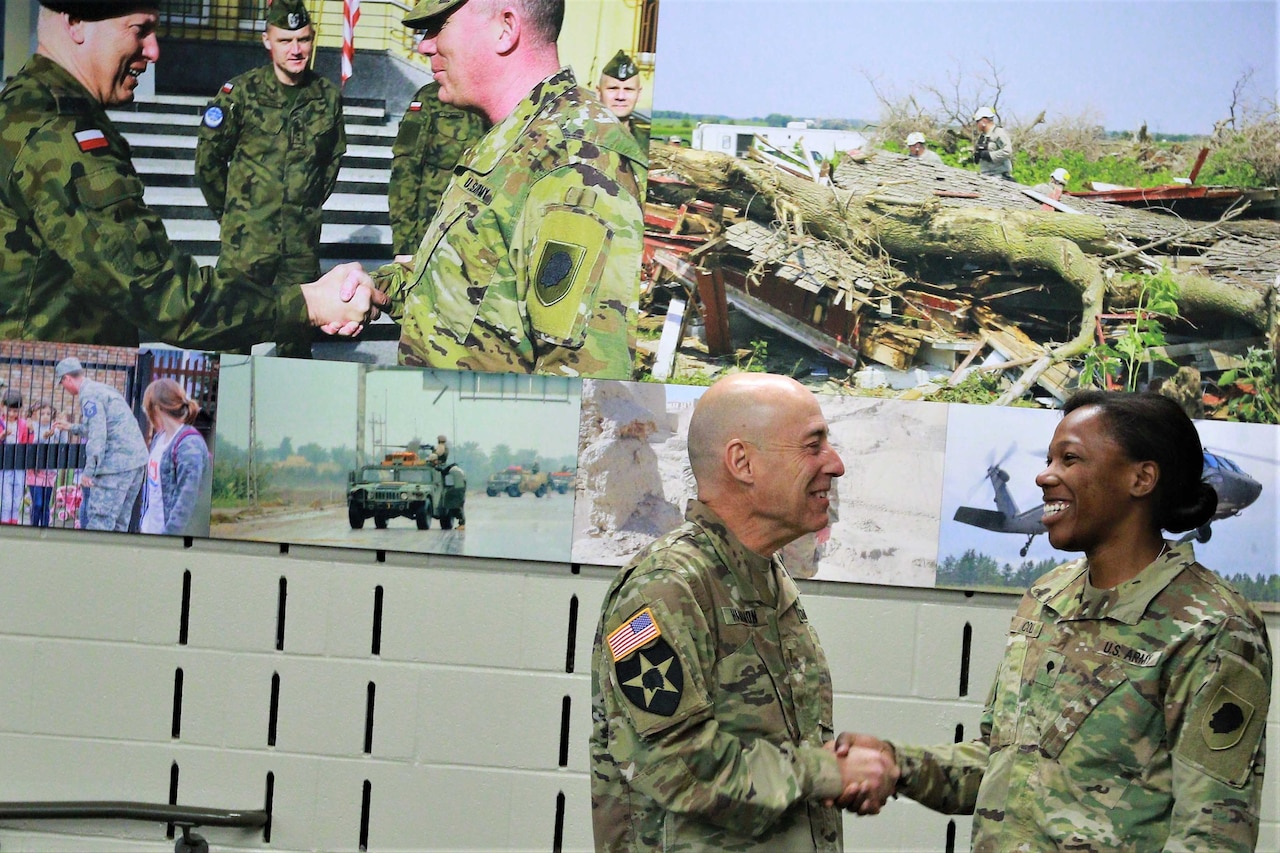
[713,633,786,740]
[72,169,166,274]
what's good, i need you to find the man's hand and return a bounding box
[52,420,72,432]
[80,473,95,488]
[829,732,900,814]
[301,263,389,336]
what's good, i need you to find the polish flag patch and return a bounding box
[220,82,234,93]
[408,101,423,112]
[74,129,107,152]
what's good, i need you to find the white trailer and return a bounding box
[691,121,867,161]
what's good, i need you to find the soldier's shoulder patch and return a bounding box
[606,607,661,662]
[74,129,108,153]
[615,634,683,717]
[1177,650,1269,787]
[528,204,612,345]
[81,400,98,419]
[202,106,225,129]
[408,101,423,112]
[220,81,234,94]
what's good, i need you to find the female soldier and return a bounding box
[842,391,1272,851]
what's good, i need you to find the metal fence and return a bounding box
[0,344,219,532]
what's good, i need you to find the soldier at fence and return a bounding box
[971,107,1013,180]
[371,0,647,378]
[0,0,382,352]
[591,373,894,851]
[195,0,347,357]
[52,358,148,532]
[597,49,649,152]
[388,80,486,256]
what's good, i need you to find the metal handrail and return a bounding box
[0,801,268,828]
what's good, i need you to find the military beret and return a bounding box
[266,0,311,30]
[601,49,639,81]
[39,0,160,19]
[403,0,465,28]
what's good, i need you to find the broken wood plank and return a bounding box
[651,297,687,382]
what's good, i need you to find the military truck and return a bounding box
[485,464,549,497]
[347,451,466,530]
[549,470,576,494]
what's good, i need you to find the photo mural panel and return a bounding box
[572,378,948,586]
[0,341,218,538]
[639,0,1278,416]
[211,357,581,563]
[937,403,1279,602]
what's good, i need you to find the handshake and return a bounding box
[823,732,901,815]
[299,262,394,337]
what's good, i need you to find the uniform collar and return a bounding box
[462,67,576,176]
[25,54,106,111]
[685,499,791,608]
[1031,540,1194,624]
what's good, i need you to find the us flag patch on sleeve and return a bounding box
[74,129,107,152]
[607,608,661,661]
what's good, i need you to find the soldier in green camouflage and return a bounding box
[372,0,646,379]
[838,391,1272,852]
[0,0,382,351]
[195,0,347,357]
[591,374,893,852]
[597,49,650,154]
[388,81,486,256]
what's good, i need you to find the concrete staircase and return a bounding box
[111,94,395,268]
[110,94,402,358]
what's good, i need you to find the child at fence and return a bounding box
[26,403,67,528]
[0,390,32,524]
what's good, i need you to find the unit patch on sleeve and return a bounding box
[615,636,683,717]
[202,106,224,129]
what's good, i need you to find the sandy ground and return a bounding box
[572,381,947,588]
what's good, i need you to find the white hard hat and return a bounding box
[1051,168,1070,184]
[905,132,926,146]
[973,107,997,121]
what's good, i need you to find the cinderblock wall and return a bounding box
[0,528,1275,852]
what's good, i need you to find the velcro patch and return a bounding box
[81,400,98,419]
[409,101,423,112]
[1178,651,1268,787]
[607,607,660,661]
[721,606,759,626]
[202,106,224,129]
[527,208,610,344]
[74,129,107,152]
[220,82,234,93]
[615,636,683,717]
[1010,616,1042,638]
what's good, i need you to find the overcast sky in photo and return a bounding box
[215,358,581,458]
[652,0,1278,135]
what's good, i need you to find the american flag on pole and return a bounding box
[341,0,360,86]
[607,608,662,661]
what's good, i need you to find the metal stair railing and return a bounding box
[0,801,268,853]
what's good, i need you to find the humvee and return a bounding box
[347,451,466,530]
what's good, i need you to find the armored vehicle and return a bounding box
[485,464,549,497]
[348,451,466,530]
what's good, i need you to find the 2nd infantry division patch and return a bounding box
[608,608,684,717]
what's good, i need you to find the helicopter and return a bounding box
[953,449,1264,557]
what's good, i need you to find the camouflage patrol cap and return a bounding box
[54,357,85,384]
[403,0,465,28]
[266,0,311,31]
[38,0,161,19]
[601,50,639,81]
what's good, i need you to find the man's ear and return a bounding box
[1131,460,1159,499]
[66,13,89,45]
[261,30,272,51]
[493,5,520,54]
[724,439,754,486]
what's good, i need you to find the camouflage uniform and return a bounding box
[196,64,345,355]
[590,500,844,852]
[377,67,646,379]
[0,55,311,350]
[626,113,651,156]
[66,378,148,532]
[893,542,1272,852]
[976,125,1013,179]
[388,82,486,256]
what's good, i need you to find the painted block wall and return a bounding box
[0,527,1275,853]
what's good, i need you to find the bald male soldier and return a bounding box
[0,0,382,350]
[591,373,894,851]
[597,49,649,152]
[195,0,347,357]
[373,0,646,379]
